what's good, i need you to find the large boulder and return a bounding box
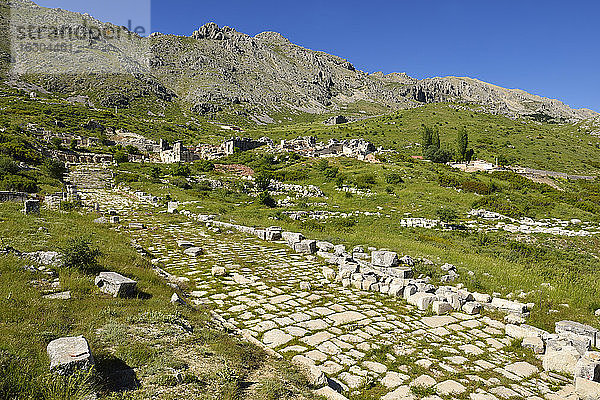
[47,336,94,375]
[95,272,137,297]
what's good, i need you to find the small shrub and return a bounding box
[171,163,190,177]
[385,172,404,184]
[254,172,272,191]
[43,159,67,181]
[257,191,276,208]
[171,177,191,189]
[193,159,214,173]
[62,237,102,274]
[0,174,38,192]
[354,174,376,189]
[436,208,458,222]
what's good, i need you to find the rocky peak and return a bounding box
[191,22,239,40]
[254,31,291,44]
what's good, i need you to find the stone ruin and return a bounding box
[47,336,94,375]
[94,272,137,297]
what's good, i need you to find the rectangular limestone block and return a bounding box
[47,336,94,375]
[95,272,137,297]
[371,251,399,267]
[556,321,599,348]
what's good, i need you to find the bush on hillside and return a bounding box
[62,237,102,274]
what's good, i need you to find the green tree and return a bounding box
[421,125,434,149]
[257,191,276,208]
[457,129,468,162]
[171,163,190,177]
[113,150,128,164]
[431,127,441,150]
[150,166,162,180]
[50,137,63,150]
[43,159,67,181]
[254,171,272,191]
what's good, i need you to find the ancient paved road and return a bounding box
[81,188,578,400]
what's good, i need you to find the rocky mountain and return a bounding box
[2,0,598,124]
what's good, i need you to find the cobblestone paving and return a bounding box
[82,189,578,400]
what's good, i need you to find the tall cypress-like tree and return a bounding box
[457,129,468,162]
[421,125,433,149]
[432,127,441,149]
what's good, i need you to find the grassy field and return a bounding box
[0,202,320,400]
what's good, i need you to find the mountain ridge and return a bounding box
[2,0,598,125]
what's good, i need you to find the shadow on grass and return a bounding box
[95,354,140,392]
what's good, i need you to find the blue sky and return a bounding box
[34,0,600,112]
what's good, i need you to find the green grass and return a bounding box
[0,203,319,400]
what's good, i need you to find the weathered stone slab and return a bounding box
[575,377,600,400]
[47,336,94,375]
[505,324,548,340]
[556,321,599,348]
[371,251,399,267]
[294,240,317,254]
[183,246,204,256]
[282,232,304,245]
[95,272,137,297]
[432,301,453,315]
[491,298,528,314]
[543,346,581,375]
[575,351,600,382]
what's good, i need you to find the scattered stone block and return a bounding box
[333,244,346,256]
[183,246,203,256]
[575,351,600,382]
[432,301,453,315]
[300,282,312,291]
[128,222,145,230]
[282,231,304,246]
[176,240,194,249]
[556,320,599,348]
[43,291,71,300]
[211,266,227,276]
[473,292,492,303]
[505,324,548,340]
[23,199,40,215]
[522,337,545,354]
[316,241,334,252]
[94,272,137,297]
[109,216,119,224]
[265,226,283,241]
[371,251,399,267]
[491,298,528,314]
[322,267,336,281]
[47,336,94,375]
[294,239,316,254]
[170,292,185,305]
[407,292,437,311]
[462,302,482,315]
[167,201,179,213]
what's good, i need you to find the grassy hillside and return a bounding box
[0,203,319,400]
